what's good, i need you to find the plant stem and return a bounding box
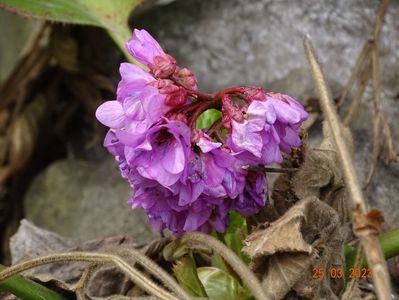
[107,25,141,66]
[0,264,67,300]
[115,248,193,300]
[304,36,391,300]
[345,228,399,269]
[0,252,180,300]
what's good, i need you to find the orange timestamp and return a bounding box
[312,267,372,279]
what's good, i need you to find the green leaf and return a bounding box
[0,264,67,300]
[0,0,140,61]
[226,211,247,234]
[196,108,222,129]
[223,212,250,264]
[197,267,248,300]
[0,0,135,28]
[173,254,208,297]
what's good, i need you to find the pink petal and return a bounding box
[196,136,221,153]
[161,141,185,174]
[95,101,125,128]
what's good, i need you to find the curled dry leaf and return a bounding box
[292,122,354,224]
[243,196,343,300]
[352,206,384,237]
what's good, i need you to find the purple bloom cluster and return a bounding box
[96,29,308,235]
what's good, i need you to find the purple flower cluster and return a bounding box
[96,29,308,235]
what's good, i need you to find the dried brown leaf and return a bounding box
[292,122,353,224]
[353,206,384,237]
[243,197,343,300]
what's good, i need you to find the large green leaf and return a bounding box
[197,267,248,300]
[0,0,140,60]
[0,0,136,27]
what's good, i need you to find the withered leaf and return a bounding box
[292,122,353,224]
[243,197,343,300]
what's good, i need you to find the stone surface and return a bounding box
[24,157,157,242]
[132,0,399,228]
[133,0,399,94]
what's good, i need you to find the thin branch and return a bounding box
[337,43,371,108]
[247,166,298,173]
[343,59,371,126]
[342,0,394,187]
[171,232,268,300]
[365,44,383,187]
[303,36,391,300]
[372,0,391,41]
[115,248,193,300]
[0,252,180,300]
[74,263,97,298]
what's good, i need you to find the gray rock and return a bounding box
[133,0,399,94]
[24,157,157,242]
[133,0,399,228]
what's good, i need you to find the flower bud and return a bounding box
[153,79,187,107]
[150,54,176,78]
[172,67,198,90]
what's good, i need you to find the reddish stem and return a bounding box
[207,119,222,135]
[188,100,220,128]
[186,89,214,101]
[215,87,246,100]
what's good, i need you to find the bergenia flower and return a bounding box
[96,28,308,235]
[126,29,176,78]
[128,171,232,235]
[227,91,308,165]
[233,171,267,217]
[122,120,191,188]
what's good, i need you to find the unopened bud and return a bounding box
[150,54,176,78]
[164,87,187,107]
[172,67,198,90]
[152,79,187,107]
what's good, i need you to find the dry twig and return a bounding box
[0,252,193,300]
[339,0,397,187]
[304,36,391,300]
